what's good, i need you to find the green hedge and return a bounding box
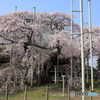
[85,81,100,88]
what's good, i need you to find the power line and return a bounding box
[49,0,69,12]
[73,0,78,9]
[64,0,70,13]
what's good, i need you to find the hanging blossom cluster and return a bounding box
[0,10,100,88]
[48,30,80,57]
[0,10,100,72]
[83,26,100,55]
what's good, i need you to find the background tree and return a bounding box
[96,55,100,71]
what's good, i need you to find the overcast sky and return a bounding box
[0,0,100,26]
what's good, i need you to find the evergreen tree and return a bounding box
[96,55,100,71]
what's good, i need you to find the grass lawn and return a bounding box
[0,83,100,100]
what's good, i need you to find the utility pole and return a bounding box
[38,32,42,85]
[57,55,59,86]
[88,0,94,91]
[56,40,62,86]
[31,7,36,86]
[86,56,89,83]
[80,0,85,100]
[70,0,73,88]
[70,0,85,100]
[55,65,57,84]
[10,6,17,66]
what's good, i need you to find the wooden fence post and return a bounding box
[68,85,70,100]
[24,85,27,100]
[46,85,49,100]
[5,84,8,100]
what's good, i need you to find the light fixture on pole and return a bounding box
[15,6,17,11]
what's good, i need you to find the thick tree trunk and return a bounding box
[38,60,54,84]
[37,52,71,84]
[0,54,10,63]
